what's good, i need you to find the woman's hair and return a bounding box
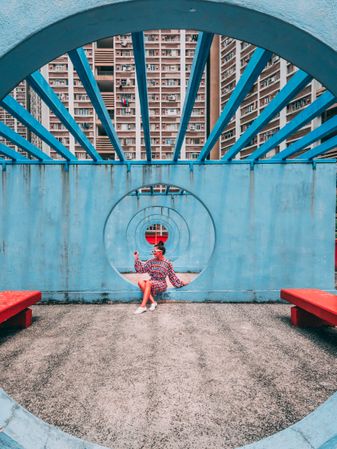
[155,241,166,255]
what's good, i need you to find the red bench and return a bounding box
[0,291,41,329]
[281,288,337,328]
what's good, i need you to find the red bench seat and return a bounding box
[281,288,337,327]
[0,291,41,329]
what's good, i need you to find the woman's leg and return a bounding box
[140,280,153,308]
[138,280,155,303]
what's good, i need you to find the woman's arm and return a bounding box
[134,251,149,273]
[167,261,187,288]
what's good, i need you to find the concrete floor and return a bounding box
[0,303,337,449]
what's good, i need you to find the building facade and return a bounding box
[1,32,335,160]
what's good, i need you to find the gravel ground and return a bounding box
[0,303,337,449]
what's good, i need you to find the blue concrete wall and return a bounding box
[1,0,337,100]
[105,193,215,272]
[0,163,335,302]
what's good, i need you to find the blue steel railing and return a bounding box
[0,31,336,167]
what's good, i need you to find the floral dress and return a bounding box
[134,257,184,295]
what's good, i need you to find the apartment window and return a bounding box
[191,109,204,116]
[287,96,311,112]
[120,123,135,131]
[260,75,279,88]
[125,138,135,145]
[165,108,178,116]
[57,93,68,101]
[224,130,235,139]
[266,54,280,67]
[52,64,67,72]
[121,64,133,71]
[80,122,92,130]
[51,79,67,87]
[260,128,278,142]
[261,95,273,105]
[164,138,174,145]
[223,67,235,78]
[74,108,92,116]
[166,79,180,86]
[241,41,250,50]
[222,81,235,95]
[74,94,89,101]
[144,34,157,42]
[241,121,253,132]
[147,64,158,71]
[190,152,199,159]
[189,123,204,131]
[147,49,157,56]
[120,107,135,115]
[125,152,133,160]
[165,124,178,131]
[242,103,255,115]
[223,37,233,45]
[224,51,235,62]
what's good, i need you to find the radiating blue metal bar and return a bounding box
[0,123,51,161]
[272,114,337,161]
[0,142,29,161]
[26,71,102,161]
[165,185,170,195]
[131,32,151,161]
[1,95,77,161]
[222,70,312,161]
[296,135,337,160]
[173,32,214,161]
[198,48,272,162]
[68,48,125,162]
[246,91,336,162]
[150,185,154,195]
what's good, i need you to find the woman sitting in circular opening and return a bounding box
[133,241,187,314]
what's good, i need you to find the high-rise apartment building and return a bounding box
[1,32,336,160]
[34,30,206,160]
[219,37,332,159]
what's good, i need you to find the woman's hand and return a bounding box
[134,250,139,260]
[181,280,188,286]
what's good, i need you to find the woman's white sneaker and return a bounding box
[149,301,157,312]
[134,306,147,314]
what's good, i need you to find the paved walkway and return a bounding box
[0,303,337,449]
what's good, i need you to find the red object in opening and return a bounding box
[145,235,168,244]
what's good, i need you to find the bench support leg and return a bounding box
[291,306,332,328]
[2,308,33,329]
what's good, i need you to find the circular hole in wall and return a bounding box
[104,183,215,290]
[145,224,169,244]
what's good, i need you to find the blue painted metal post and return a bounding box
[198,48,272,162]
[0,123,52,161]
[173,32,214,161]
[68,48,125,162]
[272,114,337,160]
[222,70,312,161]
[26,71,102,161]
[246,91,336,161]
[132,32,152,161]
[0,143,29,161]
[0,95,77,161]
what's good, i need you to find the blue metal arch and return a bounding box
[1,0,337,100]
